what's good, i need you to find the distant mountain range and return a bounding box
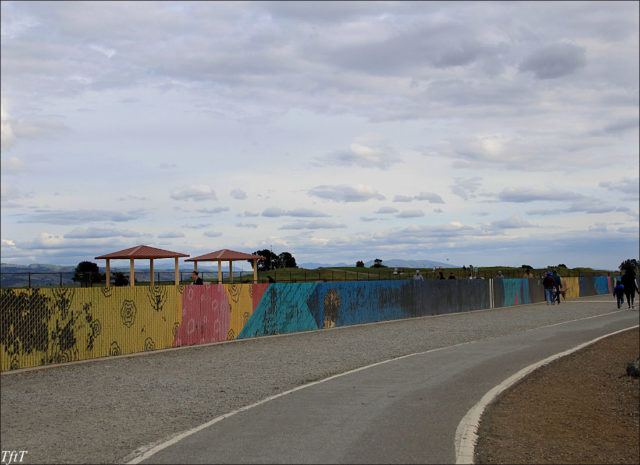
[299,259,459,269]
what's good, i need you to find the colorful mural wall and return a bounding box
[1,285,183,371]
[0,276,618,371]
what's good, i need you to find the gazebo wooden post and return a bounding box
[174,257,179,286]
[253,259,258,284]
[129,258,135,287]
[229,261,233,283]
[194,261,198,273]
[218,260,222,284]
[149,259,154,286]
[106,259,110,287]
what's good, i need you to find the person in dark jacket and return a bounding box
[551,269,563,304]
[613,280,625,309]
[543,271,555,305]
[620,270,638,309]
[191,271,203,285]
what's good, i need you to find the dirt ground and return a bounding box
[475,326,640,464]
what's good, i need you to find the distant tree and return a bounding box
[72,261,103,286]
[251,249,277,271]
[521,265,533,270]
[619,259,639,276]
[557,264,567,268]
[371,258,385,268]
[112,272,129,287]
[356,260,365,268]
[277,252,297,269]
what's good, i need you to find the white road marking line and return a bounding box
[454,324,639,465]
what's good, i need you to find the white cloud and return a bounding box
[89,43,116,59]
[170,185,217,201]
[489,214,537,230]
[230,188,247,200]
[19,209,146,225]
[375,207,399,214]
[319,139,400,169]
[197,207,230,214]
[64,227,144,239]
[263,207,328,218]
[280,220,347,230]
[451,177,482,200]
[395,209,425,218]
[1,156,26,173]
[497,187,583,203]
[1,100,16,151]
[394,192,444,203]
[599,178,639,197]
[308,184,385,202]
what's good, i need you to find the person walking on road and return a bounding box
[620,269,638,309]
[552,269,563,304]
[613,280,625,309]
[543,271,556,305]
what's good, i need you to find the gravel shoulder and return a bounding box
[0,294,632,464]
[475,325,640,464]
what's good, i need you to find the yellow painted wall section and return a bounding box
[562,277,580,299]
[224,284,254,340]
[1,286,183,371]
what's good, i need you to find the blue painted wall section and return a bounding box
[307,279,490,329]
[593,276,610,295]
[308,281,407,328]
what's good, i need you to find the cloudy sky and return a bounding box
[1,1,638,270]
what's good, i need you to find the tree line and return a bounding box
[250,250,297,271]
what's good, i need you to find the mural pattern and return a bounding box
[0,276,618,371]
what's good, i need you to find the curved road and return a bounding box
[132,300,637,464]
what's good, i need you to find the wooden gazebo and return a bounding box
[186,249,265,284]
[95,245,189,287]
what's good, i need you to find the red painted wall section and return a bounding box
[252,283,270,310]
[174,285,230,347]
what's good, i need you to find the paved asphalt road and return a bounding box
[135,301,638,464]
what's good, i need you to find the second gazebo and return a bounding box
[186,249,265,284]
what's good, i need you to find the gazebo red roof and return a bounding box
[95,245,189,260]
[186,249,265,262]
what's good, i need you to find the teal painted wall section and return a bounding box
[501,279,523,307]
[237,283,319,338]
